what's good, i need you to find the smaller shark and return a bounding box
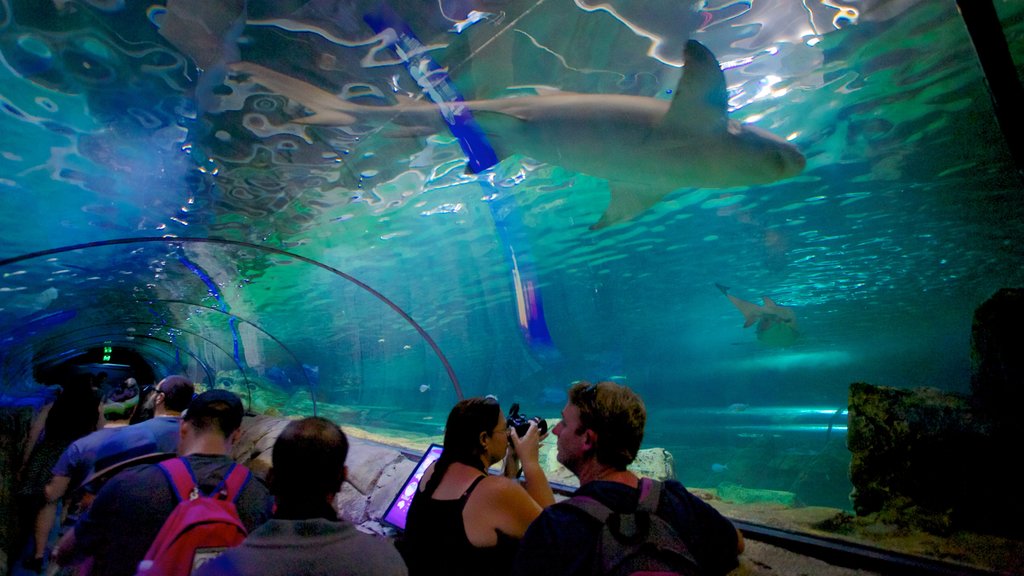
[716,283,798,347]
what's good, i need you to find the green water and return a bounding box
[1,0,1023,523]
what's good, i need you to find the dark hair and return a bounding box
[158,375,195,412]
[421,397,502,496]
[568,381,646,469]
[271,417,349,518]
[182,390,243,436]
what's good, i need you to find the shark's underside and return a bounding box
[232,40,805,228]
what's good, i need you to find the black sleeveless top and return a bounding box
[403,474,519,576]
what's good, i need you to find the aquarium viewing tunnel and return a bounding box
[1,0,1022,574]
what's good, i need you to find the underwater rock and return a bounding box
[970,287,1024,430]
[849,290,1024,537]
[229,413,415,534]
[540,438,676,486]
[334,445,415,533]
[846,382,1018,535]
[232,415,294,478]
[363,458,417,532]
[344,442,407,496]
[629,447,677,481]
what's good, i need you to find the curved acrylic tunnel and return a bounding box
[27,333,219,398]
[0,237,461,432]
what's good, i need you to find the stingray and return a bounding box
[231,40,805,229]
[716,283,798,347]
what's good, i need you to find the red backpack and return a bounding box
[135,457,252,576]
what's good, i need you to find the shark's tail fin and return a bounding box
[715,283,730,295]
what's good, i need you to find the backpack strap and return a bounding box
[565,478,663,519]
[158,458,198,503]
[218,463,252,504]
[564,494,614,523]
[636,477,663,514]
[157,458,252,503]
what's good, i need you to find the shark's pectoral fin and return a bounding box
[659,40,729,135]
[590,183,668,230]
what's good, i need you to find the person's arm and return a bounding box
[19,401,53,473]
[667,482,743,574]
[44,475,71,503]
[484,479,546,540]
[509,422,555,508]
[34,500,59,561]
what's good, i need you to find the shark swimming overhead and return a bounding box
[716,283,799,347]
[231,40,805,229]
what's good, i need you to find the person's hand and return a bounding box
[509,420,545,467]
[503,440,520,478]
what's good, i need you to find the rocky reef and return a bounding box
[847,288,1024,538]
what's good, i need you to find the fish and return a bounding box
[451,10,497,34]
[419,384,431,393]
[0,287,59,313]
[230,40,805,229]
[711,463,729,473]
[716,283,798,347]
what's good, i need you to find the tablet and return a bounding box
[381,443,444,530]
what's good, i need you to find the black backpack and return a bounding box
[563,478,700,576]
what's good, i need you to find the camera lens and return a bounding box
[533,416,548,436]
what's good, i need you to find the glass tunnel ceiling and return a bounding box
[1,0,1023,471]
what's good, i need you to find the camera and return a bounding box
[507,403,547,438]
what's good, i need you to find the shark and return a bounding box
[716,283,798,347]
[231,40,805,229]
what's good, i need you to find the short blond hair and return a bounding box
[568,381,646,469]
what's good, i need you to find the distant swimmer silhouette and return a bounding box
[232,40,805,229]
[716,283,798,347]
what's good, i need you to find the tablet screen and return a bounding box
[381,443,444,530]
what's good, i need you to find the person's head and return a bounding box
[178,389,243,457]
[269,417,349,519]
[146,375,194,416]
[101,384,139,425]
[182,389,243,437]
[46,381,103,442]
[554,381,646,475]
[421,397,507,496]
[443,396,508,470]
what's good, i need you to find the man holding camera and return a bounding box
[511,381,744,576]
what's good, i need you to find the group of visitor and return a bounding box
[14,375,742,576]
